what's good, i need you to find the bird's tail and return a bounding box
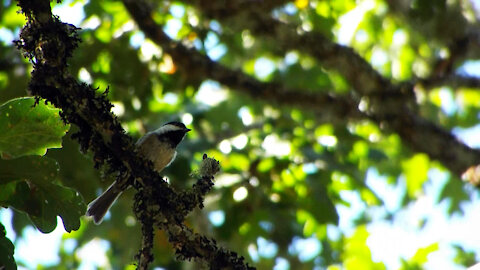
[86,182,122,224]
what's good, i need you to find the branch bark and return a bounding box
[15,1,253,269]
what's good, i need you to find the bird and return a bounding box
[86,121,191,224]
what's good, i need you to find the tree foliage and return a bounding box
[1,0,480,269]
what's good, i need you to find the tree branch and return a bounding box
[123,0,480,177]
[387,0,480,71]
[186,0,390,96]
[121,0,363,123]
[416,74,480,90]
[15,1,252,269]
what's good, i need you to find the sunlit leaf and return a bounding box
[343,226,386,270]
[0,97,69,158]
[295,0,309,9]
[402,154,430,197]
[411,243,438,265]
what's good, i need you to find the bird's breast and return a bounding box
[136,134,177,173]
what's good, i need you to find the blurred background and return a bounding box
[1,0,480,269]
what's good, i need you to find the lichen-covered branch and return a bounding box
[131,156,251,269]
[15,1,251,269]
[123,0,480,177]
[164,222,255,270]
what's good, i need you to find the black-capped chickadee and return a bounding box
[86,121,191,224]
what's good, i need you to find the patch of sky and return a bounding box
[129,32,145,48]
[248,244,260,262]
[163,18,182,39]
[181,113,193,125]
[257,237,278,258]
[204,32,219,51]
[76,239,111,270]
[204,32,227,60]
[163,93,179,105]
[208,210,225,227]
[233,186,248,201]
[453,124,480,148]
[370,47,388,67]
[366,167,405,212]
[254,57,276,79]
[303,162,318,174]
[193,39,203,50]
[326,224,342,241]
[337,0,375,45]
[262,134,291,156]
[437,87,457,116]
[367,168,472,270]
[0,209,15,240]
[170,4,185,18]
[336,189,366,234]
[52,0,85,26]
[81,16,101,30]
[355,29,369,43]
[209,20,222,33]
[259,221,274,233]
[288,237,322,262]
[282,3,298,15]
[0,28,14,45]
[15,218,66,268]
[284,51,299,65]
[219,140,232,154]
[273,257,290,270]
[238,106,253,125]
[195,80,228,106]
[392,29,408,46]
[63,238,78,254]
[457,60,480,77]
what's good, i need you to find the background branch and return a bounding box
[123,0,480,176]
[416,74,480,90]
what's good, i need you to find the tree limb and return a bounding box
[123,0,480,177]
[122,0,363,123]
[15,1,252,269]
[416,74,480,90]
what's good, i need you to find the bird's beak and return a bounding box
[186,128,192,132]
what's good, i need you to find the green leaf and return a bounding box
[343,226,386,270]
[368,149,388,162]
[452,244,476,267]
[0,97,69,158]
[411,243,438,265]
[303,176,339,225]
[401,154,430,197]
[0,154,59,185]
[0,222,16,270]
[0,156,86,233]
[278,63,332,91]
[437,176,469,215]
